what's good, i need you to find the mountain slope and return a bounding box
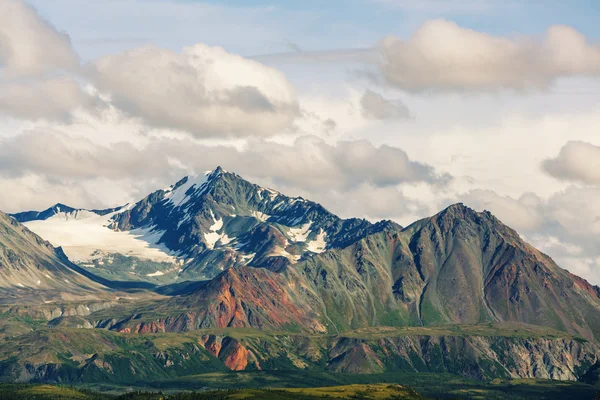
[291,203,600,339]
[398,204,600,339]
[0,211,109,301]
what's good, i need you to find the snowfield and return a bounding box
[23,210,177,263]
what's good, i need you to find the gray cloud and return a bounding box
[459,189,543,232]
[88,44,299,137]
[0,132,447,189]
[542,141,600,184]
[0,77,99,121]
[360,89,411,120]
[379,20,600,92]
[0,130,174,181]
[0,131,448,223]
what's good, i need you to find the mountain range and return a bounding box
[2,167,600,390]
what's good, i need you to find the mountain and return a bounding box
[16,167,397,282]
[15,169,600,340]
[68,201,600,342]
[294,203,600,339]
[0,211,109,302]
[6,167,600,388]
[11,203,120,223]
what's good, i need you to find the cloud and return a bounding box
[544,186,600,237]
[372,0,520,14]
[0,131,446,188]
[459,189,543,232]
[0,130,448,225]
[228,136,449,190]
[379,20,600,92]
[0,77,98,121]
[312,183,430,222]
[0,129,174,180]
[542,141,600,184]
[360,89,411,120]
[88,44,299,137]
[0,0,90,121]
[253,48,378,65]
[0,0,79,78]
[0,1,301,130]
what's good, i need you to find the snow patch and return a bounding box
[270,240,301,263]
[209,211,223,231]
[147,271,165,277]
[252,211,270,222]
[240,253,255,264]
[220,234,233,245]
[306,229,327,253]
[288,222,312,243]
[204,210,227,250]
[204,232,221,250]
[265,188,279,201]
[164,173,210,208]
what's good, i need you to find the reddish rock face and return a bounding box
[222,341,249,371]
[570,272,600,300]
[198,335,260,371]
[199,335,222,357]
[136,321,166,334]
[175,266,326,333]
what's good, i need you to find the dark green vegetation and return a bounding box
[0,322,597,386]
[1,378,599,400]
[0,383,430,400]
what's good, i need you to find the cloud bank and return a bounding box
[379,19,600,91]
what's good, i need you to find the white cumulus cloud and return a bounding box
[89,44,299,137]
[379,19,600,92]
[542,141,600,185]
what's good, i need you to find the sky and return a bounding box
[1,0,600,283]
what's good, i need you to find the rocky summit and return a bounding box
[2,168,600,392]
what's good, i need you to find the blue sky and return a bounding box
[29,0,600,61]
